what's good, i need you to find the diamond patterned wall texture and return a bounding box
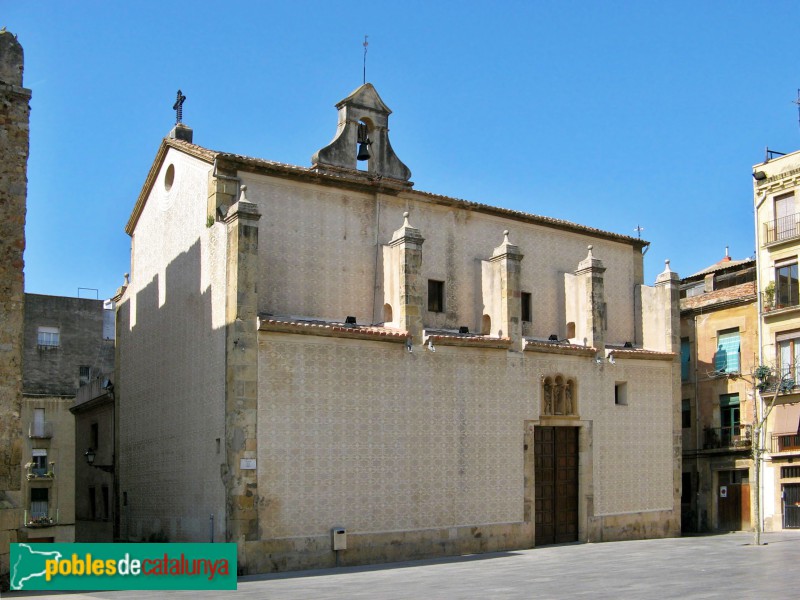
[258,334,674,537]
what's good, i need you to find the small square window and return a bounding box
[521,292,532,322]
[428,280,444,313]
[615,382,628,406]
[37,326,59,349]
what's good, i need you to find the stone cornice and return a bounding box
[258,317,409,343]
[0,80,32,100]
[523,341,597,357]
[126,139,649,251]
[606,348,676,361]
[424,332,513,349]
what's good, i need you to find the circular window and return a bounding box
[164,164,175,191]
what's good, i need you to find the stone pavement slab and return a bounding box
[5,531,800,599]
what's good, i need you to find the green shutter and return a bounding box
[715,330,740,373]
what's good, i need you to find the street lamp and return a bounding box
[84,448,113,473]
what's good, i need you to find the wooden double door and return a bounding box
[534,426,579,545]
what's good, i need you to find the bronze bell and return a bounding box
[357,139,372,161]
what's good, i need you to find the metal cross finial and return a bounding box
[173,90,186,124]
[634,224,644,239]
[363,35,369,85]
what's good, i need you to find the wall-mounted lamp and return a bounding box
[594,355,603,365]
[427,339,436,352]
[753,171,768,181]
[608,355,616,365]
[84,448,114,473]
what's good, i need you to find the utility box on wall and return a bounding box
[332,527,347,550]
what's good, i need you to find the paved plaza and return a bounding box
[5,531,800,599]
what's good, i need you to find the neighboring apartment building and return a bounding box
[680,256,757,533]
[20,294,115,543]
[117,83,681,574]
[0,29,30,590]
[753,149,800,531]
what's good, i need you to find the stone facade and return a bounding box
[118,84,681,574]
[680,258,758,533]
[0,29,30,591]
[753,151,800,531]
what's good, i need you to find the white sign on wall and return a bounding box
[720,486,728,498]
[240,458,256,470]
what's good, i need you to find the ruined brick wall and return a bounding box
[0,29,30,590]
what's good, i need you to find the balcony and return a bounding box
[771,433,800,454]
[25,461,55,481]
[703,425,752,450]
[28,421,53,439]
[24,509,59,528]
[765,213,800,246]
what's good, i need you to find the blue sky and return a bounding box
[6,1,800,299]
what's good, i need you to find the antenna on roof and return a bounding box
[362,35,369,85]
[634,224,644,239]
[794,89,800,131]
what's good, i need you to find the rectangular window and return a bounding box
[101,486,110,521]
[681,472,692,505]
[79,365,91,386]
[614,382,628,406]
[774,192,796,242]
[521,292,532,322]
[715,329,740,373]
[777,331,800,384]
[30,488,49,519]
[427,280,444,313]
[782,466,800,478]
[91,422,99,450]
[681,337,691,381]
[37,326,59,349]
[89,487,96,520]
[776,262,799,308]
[720,393,740,446]
[32,408,45,438]
[682,399,691,429]
[31,449,47,476]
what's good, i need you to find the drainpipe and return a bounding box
[693,313,702,531]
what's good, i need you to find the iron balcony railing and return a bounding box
[765,212,800,244]
[761,291,800,313]
[28,421,53,439]
[772,433,800,453]
[703,425,752,450]
[24,509,59,528]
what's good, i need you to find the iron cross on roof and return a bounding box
[173,90,186,124]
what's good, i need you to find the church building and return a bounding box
[116,83,681,573]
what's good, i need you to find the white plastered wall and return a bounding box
[118,149,227,542]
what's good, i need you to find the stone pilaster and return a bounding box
[223,186,261,567]
[489,230,524,347]
[0,30,29,592]
[655,260,682,536]
[207,164,239,224]
[389,212,425,343]
[574,245,607,352]
[654,260,681,354]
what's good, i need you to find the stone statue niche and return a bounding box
[541,374,576,417]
